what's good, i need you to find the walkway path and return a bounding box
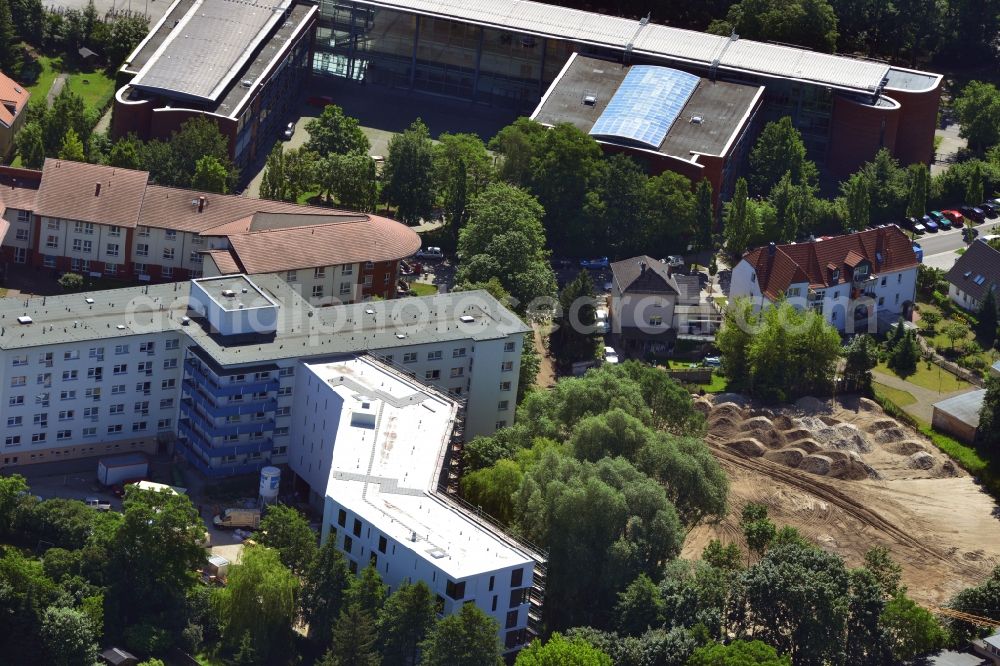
[46,73,68,105]
[871,368,974,424]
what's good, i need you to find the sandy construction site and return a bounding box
[682,394,1000,605]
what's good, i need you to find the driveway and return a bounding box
[871,368,975,424]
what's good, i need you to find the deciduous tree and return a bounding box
[515,633,613,665]
[977,288,998,347]
[954,81,1000,154]
[420,602,502,666]
[383,119,435,224]
[687,639,790,666]
[305,104,370,156]
[748,117,816,195]
[301,537,351,650]
[977,375,1000,449]
[191,155,229,193]
[906,163,929,218]
[16,121,46,168]
[255,504,317,574]
[40,606,98,666]
[377,581,437,666]
[724,178,753,259]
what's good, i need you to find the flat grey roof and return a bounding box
[355,0,903,93]
[885,66,942,92]
[123,0,198,75]
[533,54,761,159]
[0,276,530,363]
[193,274,276,311]
[130,0,292,103]
[933,389,986,428]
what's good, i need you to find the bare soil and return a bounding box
[684,395,1000,605]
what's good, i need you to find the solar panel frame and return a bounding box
[588,66,700,149]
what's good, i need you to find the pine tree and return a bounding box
[723,177,751,259]
[327,605,379,666]
[58,128,86,162]
[0,0,16,72]
[978,374,1000,448]
[845,172,871,231]
[976,288,998,347]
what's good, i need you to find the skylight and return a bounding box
[589,66,700,149]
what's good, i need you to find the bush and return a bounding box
[123,623,173,658]
[57,272,85,292]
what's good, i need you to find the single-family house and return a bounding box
[946,239,1000,312]
[0,71,30,160]
[729,226,919,333]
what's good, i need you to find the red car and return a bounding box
[941,209,964,224]
[306,95,335,107]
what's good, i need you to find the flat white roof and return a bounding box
[356,0,895,92]
[307,358,533,578]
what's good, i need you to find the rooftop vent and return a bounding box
[459,315,475,323]
[395,333,406,339]
[583,94,597,106]
[240,79,253,88]
[426,547,447,559]
[181,316,191,326]
[221,289,236,297]
[116,324,126,330]
[84,297,94,304]
[690,115,704,124]
[365,308,375,315]
[17,315,32,325]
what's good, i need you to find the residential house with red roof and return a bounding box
[729,226,919,334]
[0,71,30,161]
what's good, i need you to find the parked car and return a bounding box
[603,345,619,364]
[580,256,610,269]
[980,202,999,217]
[595,308,610,334]
[664,255,685,268]
[913,215,931,233]
[415,247,444,260]
[941,209,964,226]
[306,95,335,107]
[282,121,295,140]
[924,218,939,232]
[960,205,985,223]
[928,210,945,223]
[85,497,112,511]
[702,356,721,368]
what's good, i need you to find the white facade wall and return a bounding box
[949,283,981,311]
[610,284,678,334]
[0,331,186,466]
[282,263,360,305]
[4,207,34,260]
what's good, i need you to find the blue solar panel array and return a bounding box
[589,66,701,149]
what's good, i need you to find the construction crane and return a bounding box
[926,606,1000,628]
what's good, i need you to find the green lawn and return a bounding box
[875,361,972,393]
[19,53,115,116]
[699,372,729,394]
[409,282,438,297]
[871,381,916,406]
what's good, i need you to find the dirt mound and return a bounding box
[867,418,902,433]
[725,439,767,457]
[819,415,841,426]
[710,403,745,420]
[783,428,814,443]
[765,448,806,467]
[790,438,823,454]
[692,399,712,416]
[771,414,795,431]
[939,460,960,477]
[742,416,777,432]
[909,452,937,470]
[874,426,908,445]
[858,397,883,413]
[797,417,872,453]
[800,454,833,475]
[795,396,827,413]
[886,440,926,456]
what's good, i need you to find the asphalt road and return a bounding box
[915,218,1000,255]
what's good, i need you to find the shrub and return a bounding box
[57,272,85,292]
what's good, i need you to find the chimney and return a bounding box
[95,182,101,196]
[768,242,776,256]
[198,196,206,213]
[640,261,646,273]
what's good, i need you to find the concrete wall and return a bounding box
[932,406,978,444]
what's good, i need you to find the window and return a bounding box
[132,421,147,432]
[501,361,513,372]
[165,230,177,241]
[111,384,125,395]
[504,342,515,352]
[342,265,354,276]
[163,358,177,370]
[339,282,351,296]
[74,221,94,235]
[157,419,171,430]
[85,388,101,401]
[47,219,60,230]
[450,367,464,378]
[353,518,362,537]
[60,390,76,401]
[403,352,417,364]
[138,361,153,375]
[115,344,130,355]
[12,355,27,367]
[880,277,887,286]
[10,376,26,387]
[35,393,49,407]
[648,315,663,326]
[58,410,74,421]
[286,270,298,282]
[159,398,174,409]
[83,407,99,419]
[446,580,466,600]
[895,293,900,304]
[15,229,28,241]
[453,347,466,358]
[364,261,375,270]
[134,401,149,415]
[105,262,118,275]
[57,430,71,441]
[9,396,24,406]
[7,416,22,427]
[189,251,203,264]
[106,243,119,257]
[314,267,326,278]
[378,536,387,553]
[274,426,289,436]
[312,285,324,298]
[278,386,292,396]
[107,424,123,434]
[343,535,353,554]
[137,382,152,394]
[384,273,391,285]
[46,235,58,248]
[898,273,902,283]
[32,433,46,443]
[136,244,149,257]
[43,255,57,268]
[511,568,524,587]
[337,509,347,527]
[500,381,511,392]
[165,338,179,350]
[62,370,78,381]
[110,404,124,415]
[279,367,294,377]
[506,611,519,629]
[498,400,509,411]
[141,342,156,354]
[108,225,121,237]
[88,367,103,381]
[878,296,885,306]
[425,370,441,380]
[276,406,290,417]
[161,267,174,280]
[33,413,48,427]
[163,248,175,261]
[363,275,373,287]
[134,263,147,275]
[427,351,442,361]
[82,427,96,438]
[137,226,149,237]
[37,373,51,386]
[89,347,104,360]
[5,436,21,446]
[16,210,29,223]
[113,364,127,375]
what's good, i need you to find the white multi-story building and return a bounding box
[729,226,919,333]
[291,357,540,653]
[0,275,530,471]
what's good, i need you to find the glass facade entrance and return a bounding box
[313,0,576,112]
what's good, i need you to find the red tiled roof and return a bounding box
[35,159,149,228]
[227,216,420,274]
[0,72,30,128]
[742,226,918,300]
[204,249,243,275]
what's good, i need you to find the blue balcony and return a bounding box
[178,419,274,456]
[179,401,274,439]
[184,358,279,397]
[175,438,269,478]
[182,380,277,418]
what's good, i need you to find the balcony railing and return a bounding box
[175,438,269,478]
[178,419,274,456]
[179,401,274,438]
[184,358,279,396]
[182,380,277,417]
